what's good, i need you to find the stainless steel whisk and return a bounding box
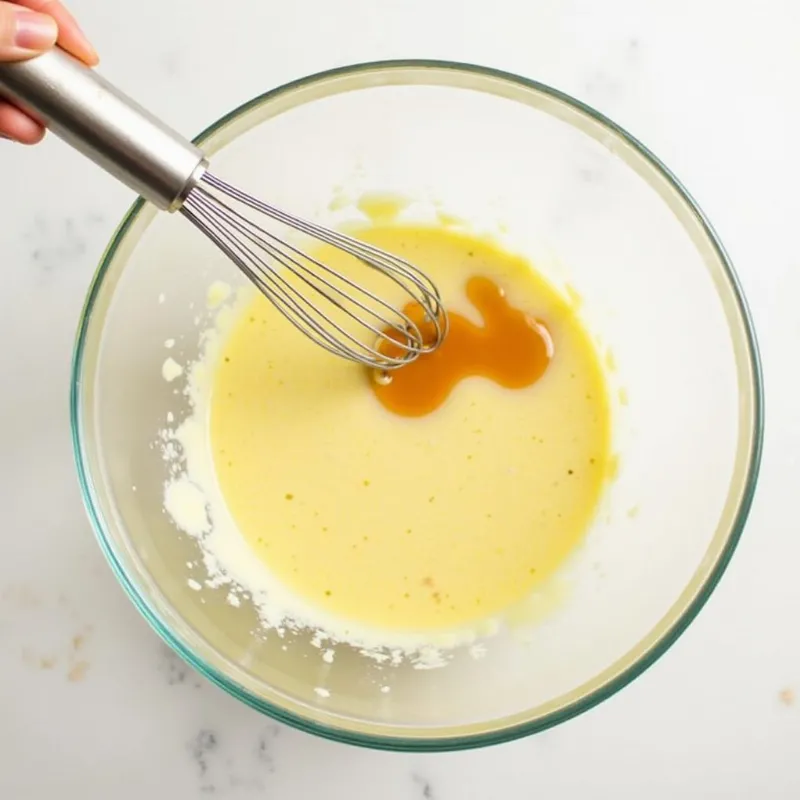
[0,49,448,369]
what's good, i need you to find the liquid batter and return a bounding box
[373,274,554,417]
[210,225,611,632]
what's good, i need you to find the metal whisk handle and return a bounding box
[0,48,206,211]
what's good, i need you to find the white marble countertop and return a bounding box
[0,0,798,796]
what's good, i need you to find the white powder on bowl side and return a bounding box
[157,284,496,672]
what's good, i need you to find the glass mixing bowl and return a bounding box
[71,61,763,750]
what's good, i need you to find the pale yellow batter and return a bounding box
[210,226,611,632]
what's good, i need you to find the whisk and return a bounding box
[0,49,447,369]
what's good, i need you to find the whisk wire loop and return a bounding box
[181,173,447,369]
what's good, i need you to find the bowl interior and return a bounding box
[74,63,760,748]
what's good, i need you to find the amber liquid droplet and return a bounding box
[371,276,553,417]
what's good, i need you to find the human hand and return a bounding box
[0,0,97,143]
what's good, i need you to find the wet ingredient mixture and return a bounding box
[374,274,553,417]
[209,225,611,633]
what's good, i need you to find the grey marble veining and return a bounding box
[412,773,436,799]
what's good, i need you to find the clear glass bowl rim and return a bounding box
[70,59,764,752]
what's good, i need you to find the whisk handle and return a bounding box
[0,48,207,211]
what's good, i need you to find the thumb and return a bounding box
[0,2,58,62]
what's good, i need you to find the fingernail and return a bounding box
[74,21,97,54]
[58,6,99,64]
[82,36,100,65]
[14,10,58,51]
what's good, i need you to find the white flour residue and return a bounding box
[469,642,488,660]
[157,283,495,673]
[163,476,209,537]
[206,280,232,309]
[161,357,183,382]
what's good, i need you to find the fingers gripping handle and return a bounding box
[0,48,206,211]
